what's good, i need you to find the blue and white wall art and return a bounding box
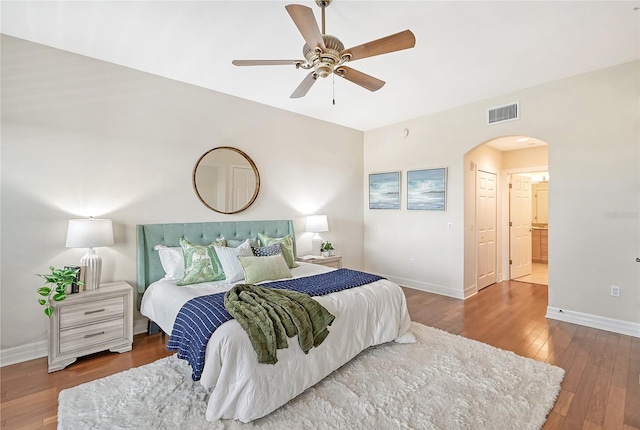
[369,171,400,209]
[407,168,447,210]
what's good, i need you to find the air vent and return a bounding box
[487,102,519,125]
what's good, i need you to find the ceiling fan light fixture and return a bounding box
[303,34,345,78]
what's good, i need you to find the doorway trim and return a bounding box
[499,165,548,280]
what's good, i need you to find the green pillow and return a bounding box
[177,238,226,286]
[238,254,292,284]
[257,233,299,269]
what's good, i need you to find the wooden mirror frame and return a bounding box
[192,146,260,214]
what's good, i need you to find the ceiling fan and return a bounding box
[232,0,416,99]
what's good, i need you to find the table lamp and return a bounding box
[306,215,328,256]
[65,217,114,290]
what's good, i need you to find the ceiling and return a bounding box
[2,1,639,133]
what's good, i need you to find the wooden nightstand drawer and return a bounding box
[60,297,124,328]
[59,318,124,354]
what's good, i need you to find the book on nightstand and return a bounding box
[64,265,84,294]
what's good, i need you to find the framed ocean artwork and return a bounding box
[369,171,400,209]
[407,168,447,210]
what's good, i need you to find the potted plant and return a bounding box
[37,266,82,317]
[321,241,334,257]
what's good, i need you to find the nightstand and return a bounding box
[48,281,134,372]
[299,255,342,269]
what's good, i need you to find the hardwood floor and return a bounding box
[1,280,638,429]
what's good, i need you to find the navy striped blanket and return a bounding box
[167,269,384,381]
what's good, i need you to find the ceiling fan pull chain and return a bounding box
[332,72,336,105]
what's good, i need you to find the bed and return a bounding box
[137,220,414,423]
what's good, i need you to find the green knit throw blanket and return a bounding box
[224,284,335,364]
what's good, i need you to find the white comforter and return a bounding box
[140,263,414,423]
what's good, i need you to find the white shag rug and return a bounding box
[58,322,564,430]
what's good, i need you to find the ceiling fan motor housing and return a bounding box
[303,34,345,78]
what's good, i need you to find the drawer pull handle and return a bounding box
[85,308,106,315]
[84,331,105,339]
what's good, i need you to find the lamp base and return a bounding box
[80,248,102,290]
[311,233,323,256]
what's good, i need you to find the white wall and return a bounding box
[503,146,548,170]
[0,36,364,357]
[364,60,640,335]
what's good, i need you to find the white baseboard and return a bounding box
[546,306,640,338]
[463,284,478,299]
[134,317,149,335]
[1,317,152,367]
[388,275,464,299]
[0,340,47,367]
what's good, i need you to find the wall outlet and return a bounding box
[610,285,620,297]
[409,258,415,267]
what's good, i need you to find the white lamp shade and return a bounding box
[306,215,328,233]
[66,218,114,248]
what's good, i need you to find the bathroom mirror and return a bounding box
[193,147,260,214]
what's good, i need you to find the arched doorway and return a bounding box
[463,135,549,296]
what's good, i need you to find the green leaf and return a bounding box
[36,266,77,315]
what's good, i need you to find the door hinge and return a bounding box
[509,221,512,227]
[509,260,513,265]
[509,183,513,189]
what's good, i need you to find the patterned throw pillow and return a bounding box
[257,233,299,269]
[214,237,227,247]
[251,243,282,257]
[177,238,226,286]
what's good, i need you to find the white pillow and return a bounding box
[214,239,253,282]
[154,245,184,281]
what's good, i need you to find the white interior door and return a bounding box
[510,175,532,279]
[477,170,497,290]
[231,166,256,211]
[535,183,549,224]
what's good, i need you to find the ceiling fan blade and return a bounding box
[290,72,318,98]
[340,30,416,62]
[335,66,385,92]
[232,60,304,66]
[285,4,326,51]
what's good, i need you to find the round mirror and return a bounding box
[193,147,260,214]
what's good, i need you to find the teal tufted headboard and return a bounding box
[136,220,296,297]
